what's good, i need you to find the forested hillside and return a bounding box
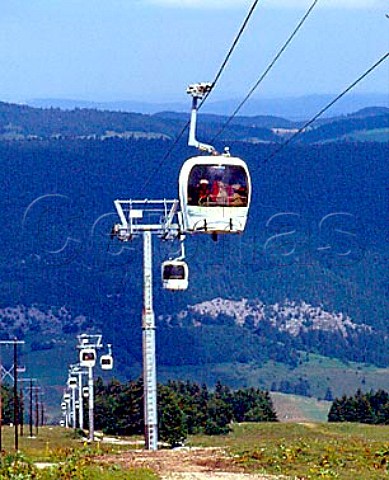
[0,132,387,378]
[0,101,388,143]
[0,101,387,408]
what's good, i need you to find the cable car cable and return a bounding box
[139,0,261,195]
[264,50,389,164]
[211,0,320,144]
[198,0,261,110]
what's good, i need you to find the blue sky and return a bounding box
[0,0,387,104]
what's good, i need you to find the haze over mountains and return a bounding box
[26,93,389,119]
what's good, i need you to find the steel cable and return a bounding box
[211,0,320,144]
[140,0,261,194]
[264,51,389,163]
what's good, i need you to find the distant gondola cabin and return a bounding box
[79,348,96,368]
[67,377,77,389]
[100,354,113,370]
[161,260,189,290]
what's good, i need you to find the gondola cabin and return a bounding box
[100,354,113,370]
[82,386,89,398]
[79,348,96,368]
[161,260,189,290]
[179,155,251,234]
[63,393,70,401]
[61,402,66,411]
[67,377,77,389]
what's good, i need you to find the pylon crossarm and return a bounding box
[76,334,103,350]
[113,199,183,241]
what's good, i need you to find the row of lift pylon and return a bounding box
[61,340,113,421]
[113,82,252,290]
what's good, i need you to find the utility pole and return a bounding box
[112,199,183,450]
[29,379,33,437]
[0,340,25,450]
[35,386,39,436]
[13,342,18,450]
[12,340,25,450]
[17,378,37,438]
[19,389,24,437]
[40,400,44,427]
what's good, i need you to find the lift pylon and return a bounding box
[112,199,184,451]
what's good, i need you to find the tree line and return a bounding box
[328,389,389,424]
[0,385,17,425]
[93,378,277,447]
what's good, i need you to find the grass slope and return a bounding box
[0,427,156,479]
[270,392,331,422]
[155,355,389,399]
[1,423,389,479]
[190,422,389,479]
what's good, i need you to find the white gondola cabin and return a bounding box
[82,386,89,398]
[79,348,96,368]
[182,83,251,235]
[63,393,70,402]
[100,354,114,370]
[161,259,189,290]
[67,377,78,389]
[179,155,251,234]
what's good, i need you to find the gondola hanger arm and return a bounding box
[187,83,217,154]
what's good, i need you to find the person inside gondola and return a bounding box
[230,184,247,206]
[211,176,233,205]
[83,352,95,362]
[198,178,210,205]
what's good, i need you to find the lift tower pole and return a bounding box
[76,368,85,431]
[87,364,94,440]
[142,231,158,450]
[77,334,103,442]
[113,199,184,451]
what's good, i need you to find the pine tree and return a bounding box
[158,387,187,448]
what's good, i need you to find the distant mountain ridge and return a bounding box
[27,93,389,119]
[0,100,388,144]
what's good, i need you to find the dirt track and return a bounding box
[162,473,284,480]
[100,447,287,480]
